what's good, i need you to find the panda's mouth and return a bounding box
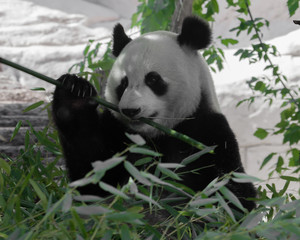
[128,112,158,125]
[148,112,158,119]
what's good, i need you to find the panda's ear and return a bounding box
[112,24,132,57]
[177,16,211,50]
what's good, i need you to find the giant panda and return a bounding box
[52,16,256,211]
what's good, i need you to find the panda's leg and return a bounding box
[52,74,127,196]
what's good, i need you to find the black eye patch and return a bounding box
[115,76,128,101]
[145,72,168,96]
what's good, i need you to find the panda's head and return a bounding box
[105,16,220,138]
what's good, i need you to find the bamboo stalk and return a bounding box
[0,57,208,150]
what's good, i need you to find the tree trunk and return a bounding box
[171,0,194,33]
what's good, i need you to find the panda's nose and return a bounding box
[121,108,141,119]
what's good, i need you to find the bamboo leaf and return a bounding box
[74,206,111,216]
[240,211,265,229]
[280,175,299,182]
[23,101,44,113]
[260,152,276,170]
[71,209,88,238]
[124,161,151,186]
[278,180,290,196]
[121,224,131,240]
[142,172,191,197]
[134,157,153,167]
[219,186,246,212]
[62,193,72,212]
[158,163,184,169]
[189,197,219,207]
[257,196,285,207]
[181,147,215,166]
[125,133,146,145]
[29,179,47,209]
[99,182,130,200]
[10,120,22,142]
[157,165,182,181]
[232,172,261,183]
[194,208,218,217]
[24,130,30,150]
[129,181,138,194]
[279,199,300,211]
[83,44,91,56]
[92,157,125,173]
[30,87,45,91]
[69,177,94,187]
[203,178,229,196]
[216,192,236,222]
[0,158,11,175]
[135,192,162,208]
[73,195,103,202]
[129,147,162,157]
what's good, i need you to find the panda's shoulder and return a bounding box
[199,112,236,140]
[173,111,236,146]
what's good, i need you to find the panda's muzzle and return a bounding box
[121,108,141,119]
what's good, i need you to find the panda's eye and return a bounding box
[115,76,128,101]
[145,72,168,96]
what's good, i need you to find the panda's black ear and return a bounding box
[177,16,211,50]
[112,24,132,57]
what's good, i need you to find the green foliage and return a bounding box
[193,0,220,21]
[69,40,114,94]
[1,114,298,239]
[254,128,268,140]
[132,0,176,33]
[202,45,225,72]
[193,0,299,200]
[287,0,300,16]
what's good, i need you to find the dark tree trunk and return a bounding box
[171,0,194,33]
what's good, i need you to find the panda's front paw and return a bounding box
[54,74,98,108]
[53,74,99,123]
[57,74,97,99]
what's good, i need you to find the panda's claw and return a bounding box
[56,74,97,101]
[61,75,67,86]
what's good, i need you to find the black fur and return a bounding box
[52,74,256,211]
[112,24,132,57]
[177,16,212,50]
[115,76,128,101]
[145,72,168,96]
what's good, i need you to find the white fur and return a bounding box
[105,31,221,137]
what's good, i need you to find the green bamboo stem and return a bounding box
[0,57,207,150]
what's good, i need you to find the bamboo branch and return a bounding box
[245,2,297,105]
[0,57,208,150]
